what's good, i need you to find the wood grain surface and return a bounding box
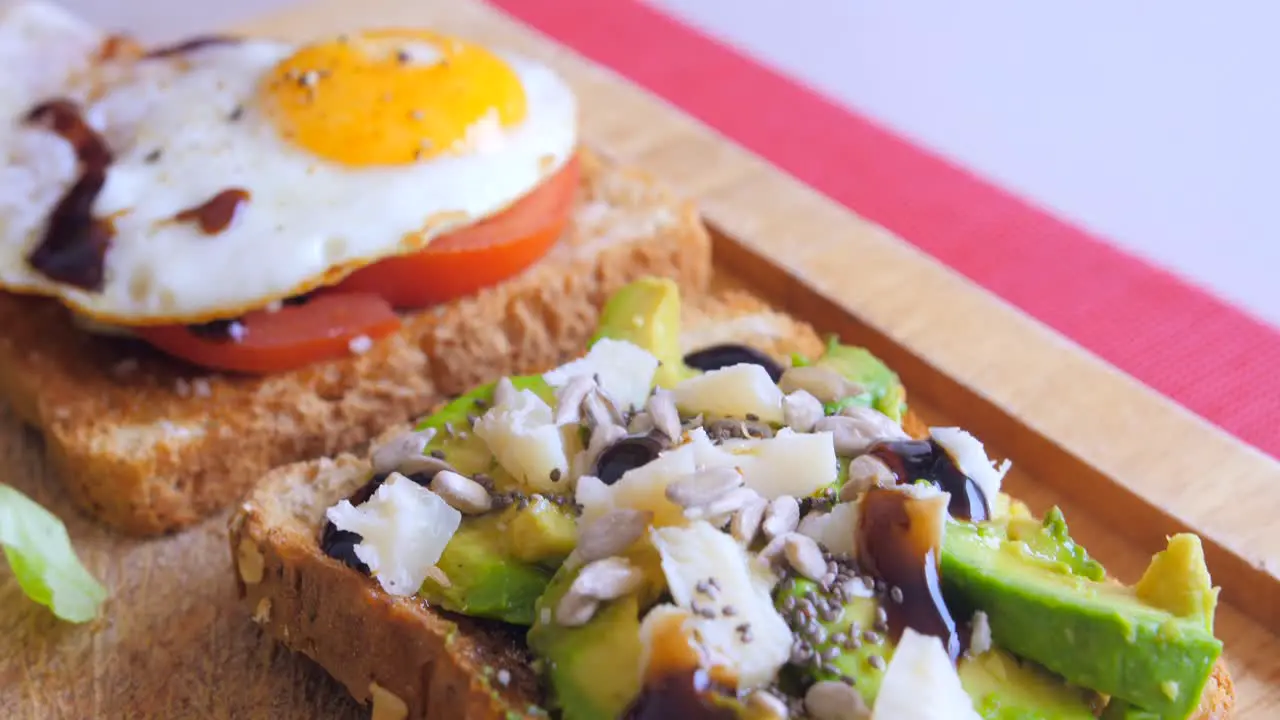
[2,0,1277,717]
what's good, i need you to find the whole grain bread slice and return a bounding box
[0,148,710,536]
[228,292,1236,719]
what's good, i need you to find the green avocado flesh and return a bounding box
[941,521,1222,718]
[527,562,646,720]
[774,578,892,706]
[774,578,1094,718]
[419,498,578,625]
[410,377,575,625]
[590,275,695,388]
[959,650,1096,720]
[809,337,907,422]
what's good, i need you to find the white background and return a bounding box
[63,0,1280,327]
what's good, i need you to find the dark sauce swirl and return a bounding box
[24,100,114,291]
[857,486,962,661]
[143,35,240,59]
[622,670,737,720]
[682,343,784,383]
[173,188,250,235]
[867,439,990,522]
[621,610,739,720]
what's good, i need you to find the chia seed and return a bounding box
[868,655,886,671]
[890,586,904,604]
[862,630,883,645]
[430,449,446,460]
[722,605,738,617]
[549,468,562,483]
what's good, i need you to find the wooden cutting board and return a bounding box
[3,0,1278,717]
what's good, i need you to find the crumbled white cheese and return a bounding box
[872,628,981,719]
[174,378,191,397]
[543,338,658,413]
[671,363,784,423]
[650,521,792,689]
[325,473,462,597]
[473,387,570,493]
[929,427,1011,503]
[796,500,860,558]
[720,428,838,499]
[348,334,373,355]
[578,427,838,526]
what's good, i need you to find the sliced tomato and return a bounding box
[333,157,580,308]
[136,292,400,375]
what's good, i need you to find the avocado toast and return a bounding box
[230,278,1234,719]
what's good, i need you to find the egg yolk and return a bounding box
[259,30,527,166]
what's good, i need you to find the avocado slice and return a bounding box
[420,512,553,625]
[410,377,575,625]
[958,649,1097,720]
[505,495,578,565]
[798,336,907,422]
[941,520,1223,718]
[1004,507,1106,582]
[589,276,695,388]
[1134,534,1219,632]
[775,577,1095,717]
[527,562,646,720]
[774,577,893,706]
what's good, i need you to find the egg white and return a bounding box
[0,35,579,323]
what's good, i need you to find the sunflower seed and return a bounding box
[666,466,744,508]
[747,689,790,718]
[757,532,791,570]
[783,389,825,432]
[814,411,907,457]
[841,455,896,501]
[583,390,621,430]
[555,591,600,627]
[370,428,438,475]
[730,495,769,544]
[570,557,645,601]
[690,487,762,523]
[577,509,652,562]
[784,534,828,582]
[761,495,801,539]
[779,366,864,405]
[553,375,597,425]
[628,411,656,435]
[805,680,870,720]
[424,565,451,588]
[647,389,682,442]
[432,470,493,515]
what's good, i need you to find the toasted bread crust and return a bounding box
[0,149,710,536]
[231,296,1235,718]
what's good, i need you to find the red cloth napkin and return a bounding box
[490,0,1280,459]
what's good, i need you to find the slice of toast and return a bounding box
[229,291,1235,720]
[0,148,711,536]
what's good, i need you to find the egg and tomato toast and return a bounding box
[0,2,709,534]
[231,278,1234,720]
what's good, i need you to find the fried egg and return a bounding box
[0,22,578,324]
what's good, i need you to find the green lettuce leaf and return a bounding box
[0,485,106,622]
